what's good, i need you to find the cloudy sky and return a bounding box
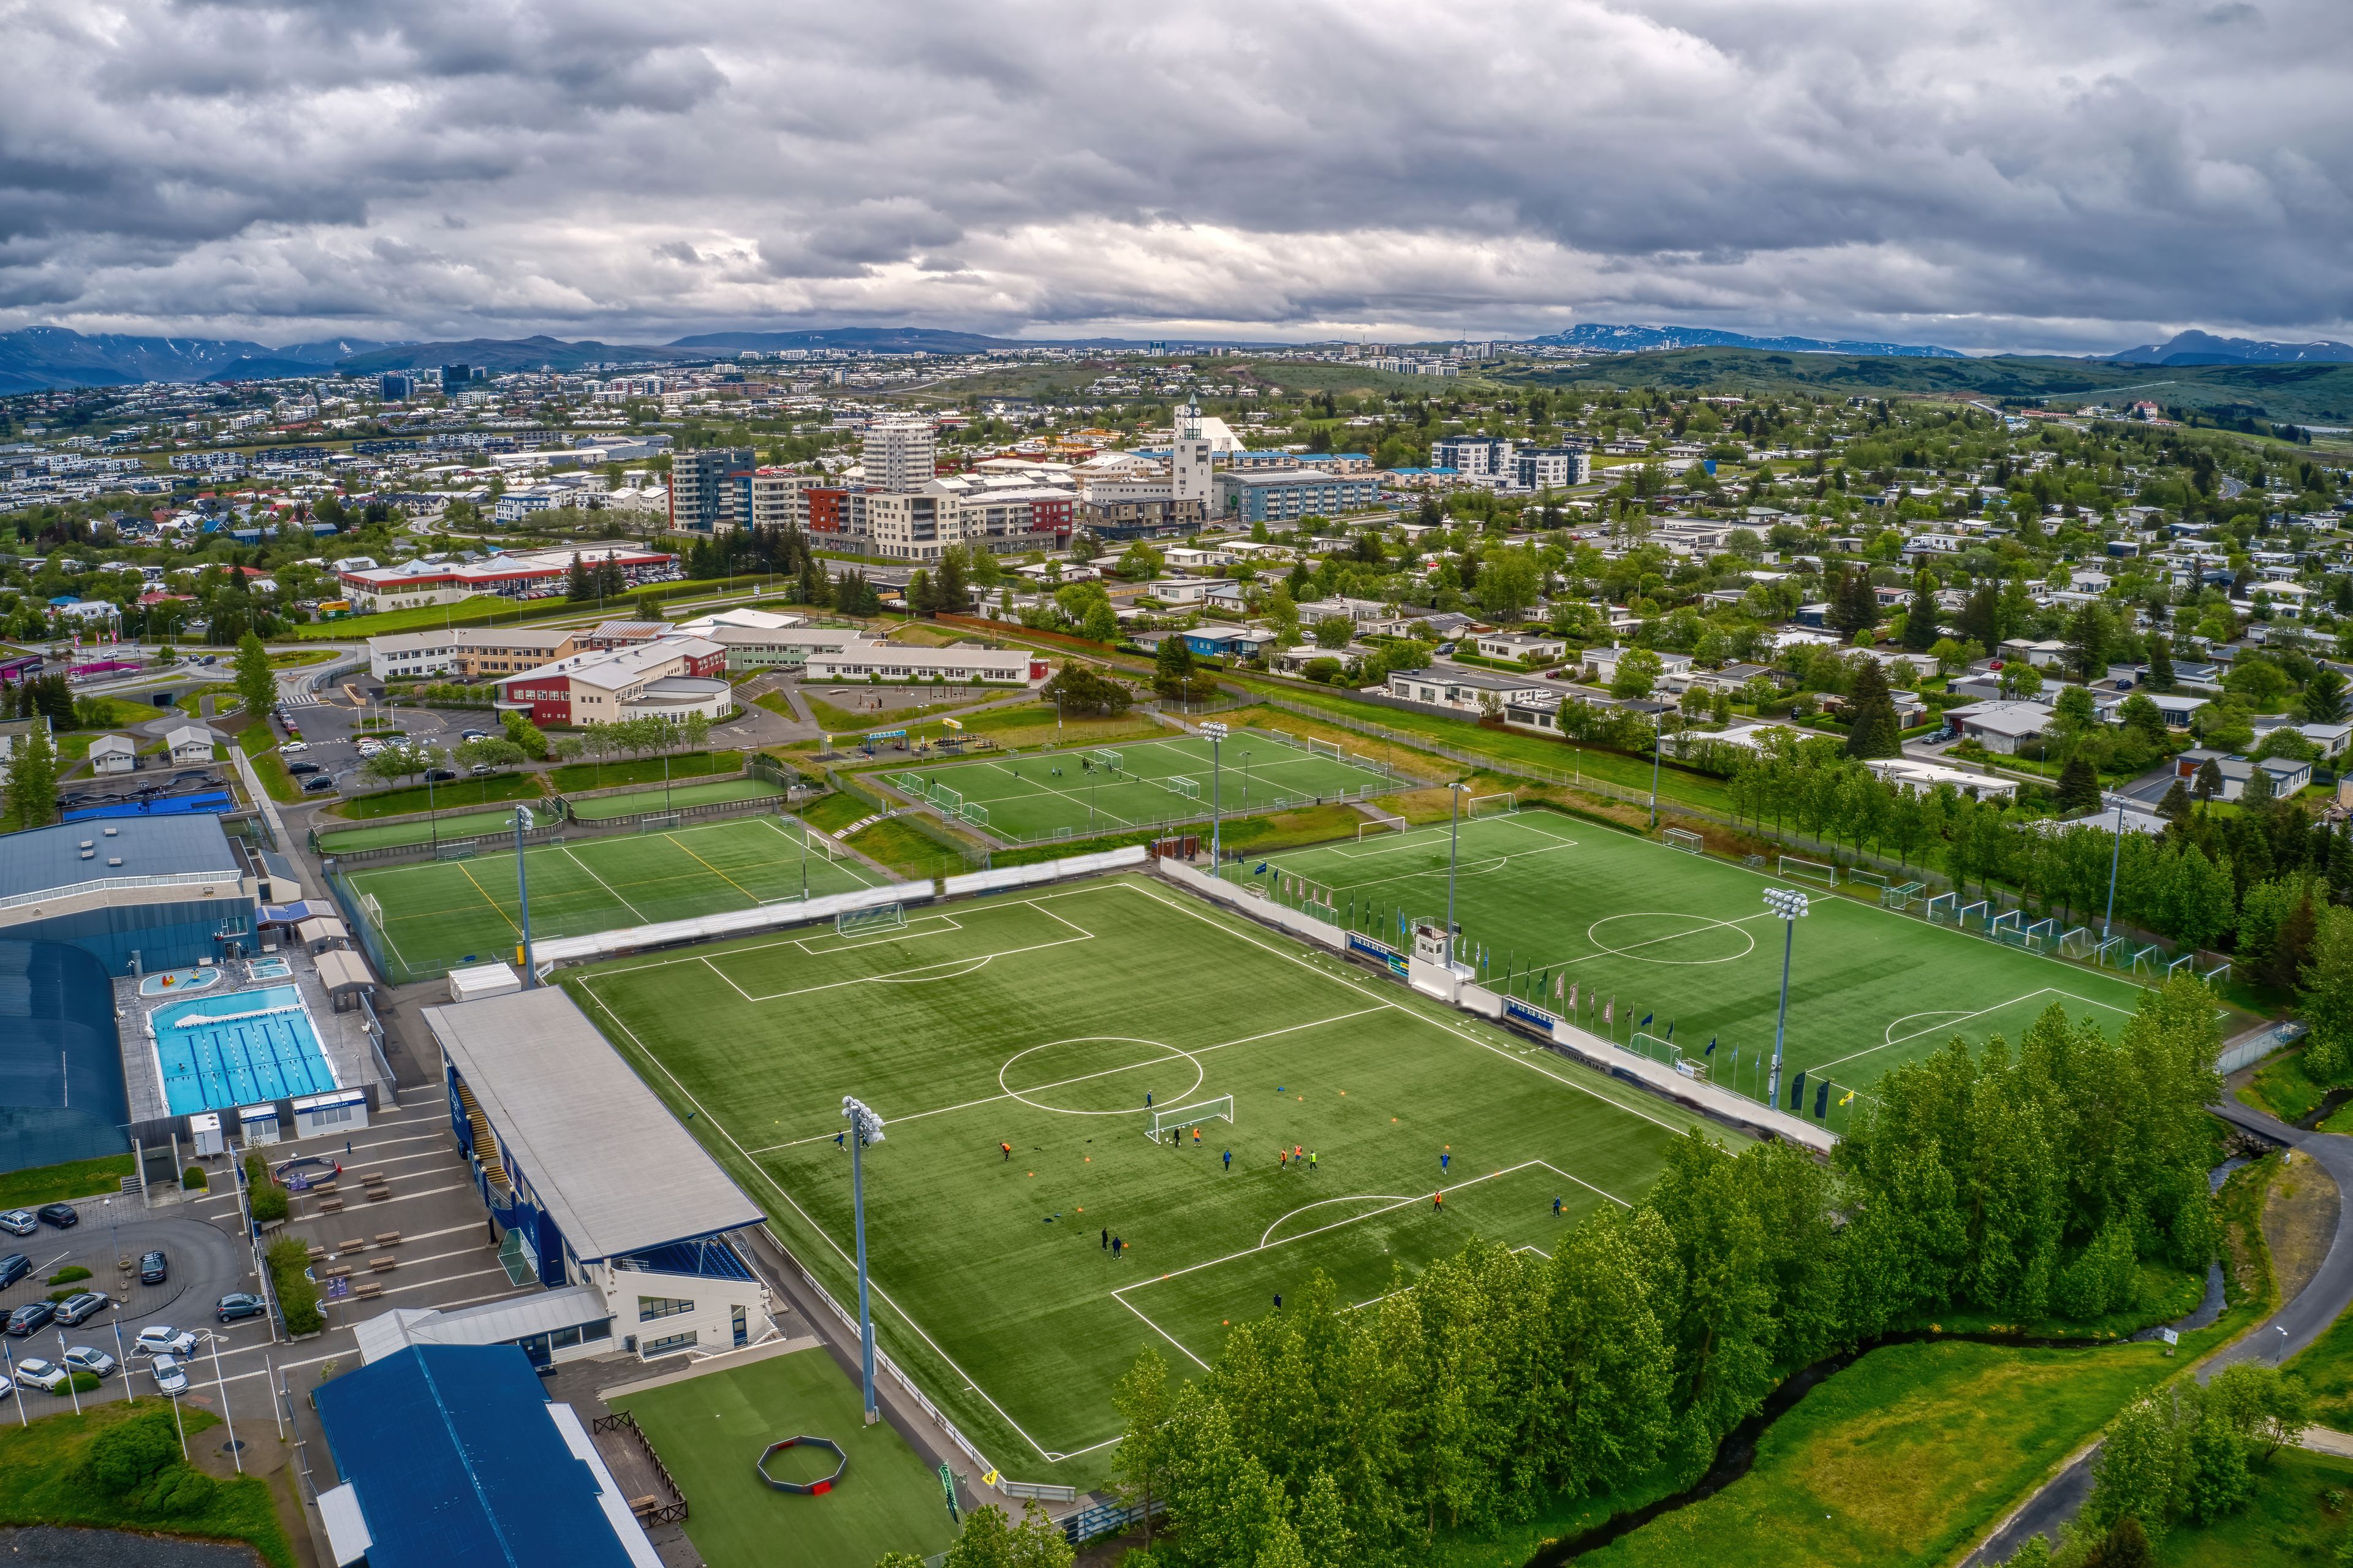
[2,0,2347,353]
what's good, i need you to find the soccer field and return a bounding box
[344,813,881,981]
[564,874,1703,1485]
[1236,810,2180,1120]
[879,727,1403,841]
[565,776,782,820]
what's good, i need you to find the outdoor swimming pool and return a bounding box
[247,956,292,980]
[150,985,339,1115]
[137,966,221,997]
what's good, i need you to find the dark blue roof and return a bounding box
[315,1345,635,1568]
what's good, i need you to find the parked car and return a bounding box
[0,1371,15,1400]
[138,1251,167,1286]
[423,768,458,783]
[282,741,309,754]
[0,1255,29,1290]
[62,1346,116,1379]
[0,1211,34,1238]
[6,1302,57,1336]
[34,1203,77,1229]
[134,1325,197,1358]
[13,1358,66,1392]
[303,775,337,793]
[460,729,488,741]
[469,764,495,777]
[286,762,320,775]
[149,1354,188,1396]
[53,1292,107,1327]
[214,1293,266,1324]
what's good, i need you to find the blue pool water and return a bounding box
[152,985,339,1115]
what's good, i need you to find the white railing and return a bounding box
[0,868,237,913]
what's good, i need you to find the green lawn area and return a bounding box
[873,727,1397,844]
[2156,1447,2353,1565]
[613,1348,960,1568]
[548,749,742,793]
[0,1402,292,1567]
[344,813,880,983]
[1571,1339,2180,1568]
[316,807,541,854]
[2288,1297,2353,1430]
[563,875,1705,1488]
[330,769,542,819]
[1234,808,2161,1117]
[804,690,998,732]
[565,776,781,820]
[2240,1050,2337,1125]
[237,722,303,803]
[0,1154,134,1210]
[842,816,977,880]
[800,792,872,833]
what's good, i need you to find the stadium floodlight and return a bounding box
[1447,781,1472,967]
[842,1094,887,1425]
[1764,888,1809,1107]
[513,805,538,986]
[1203,721,1229,866]
[2101,797,2124,940]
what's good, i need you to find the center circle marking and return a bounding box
[1585,912,1757,966]
[999,1036,1205,1115]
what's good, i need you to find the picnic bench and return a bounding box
[321,1264,352,1280]
[373,1231,401,1248]
[369,1255,398,1273]
[352,1280,382,1300]
[305,1246,327,1262]
[358,1171,385,1184]
[338,1237,366,1253]
[628,1497,662,1520]
[316,1196,344,1214]
[365,1186,390,1203]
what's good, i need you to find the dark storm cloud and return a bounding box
[1,0,2347,350]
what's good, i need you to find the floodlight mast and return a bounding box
[1764,888,1808,1107]
[513,805,537,985]
[1203,721,1228,866]
[842,1094,887,1425]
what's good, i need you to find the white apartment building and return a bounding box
[862,420,937,494]
[801,638,1044,686]
[1172,405,1216,516]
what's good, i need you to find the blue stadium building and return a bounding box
[0,816,252,972]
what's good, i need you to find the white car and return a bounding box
[63,1346,116,1379]
[281,741,309,754]
[149,1355,188,1396]
[134,1325,197,1357]
[14,1358,67,1392]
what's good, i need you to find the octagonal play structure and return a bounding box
[757,1434,847,1496]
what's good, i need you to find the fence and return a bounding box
[2218,1020,2308,1075]
[588,1412,689,1525]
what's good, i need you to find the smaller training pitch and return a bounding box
[880,727,1400,840]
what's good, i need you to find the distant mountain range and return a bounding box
[1523,324,1968,358]
[0,327,412,395]
[2100,329,2353,366]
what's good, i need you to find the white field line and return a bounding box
[760,814,878,888]
[978,758,1142,827]
[563,846,649,923]
[787,914,964,956]
[585,887,1110,981]
[1808,987,2142,1075]
[745,1005,1392,1154]
[571,977,1066,1465]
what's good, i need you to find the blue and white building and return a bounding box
[1214,468,1382,524]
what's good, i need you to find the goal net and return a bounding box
[893,772,926,795]
[837,902,907,939]
[635,812,681,832]
[1301,737,1343,762]
[1776,855,1836,888]
[960,801,991,827]
[1089,749,1123,775]
[358,893,385,930]
[434,840,479,860]
[928,783,963,813]
[1467,793,1518,819]
[1147,1094,1233,1140]
[1165,775,1201,800]
[1358,813,1406,843]
[1662,828,1702,854]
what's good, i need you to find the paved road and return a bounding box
[1965,1101,2353,1564]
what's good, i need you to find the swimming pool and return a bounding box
[247,956,292,980]
[151,985,340,1116]
[138,966,222,997]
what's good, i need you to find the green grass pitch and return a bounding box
[614,1347,960,1568]
[1236,811,2190,1122]
[344,814,879,981]
[316,806,537,854]
[564,776,783,820]
[564,874,1707,1486]
[881,728,1400,841]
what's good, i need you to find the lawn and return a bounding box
[564,776,780,820]
[0,1402,292,1567]
[316,807,542,855]
[343,812,881,982]
[2289,1298,2353,1430]
[615,1348,960,1568]
[874,727,1401,844]
[2154,1447,2353,1566]
[237,722,303,803]
[564,874,1707,1488]
[328,769,543,819]
[1234,808,2163,1117]
[841,816,979,880]
[1571,1339,2182,1568]
[2239,1050,2338,1126]
[548,749,741,794]
[801,791,875,834]
[0,1153,134,1210]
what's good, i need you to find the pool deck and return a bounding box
[116,948,390,1129]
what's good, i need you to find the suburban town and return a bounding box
[1,5,2351,1568]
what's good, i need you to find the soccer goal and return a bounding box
[1090,748,1123,775]
[1300,737,1343,762]
[838,902,907,939]
[1884,881,1925,911]
[1146,1094,1233,1142]
[1662,827,1703,854]
[2058,926,2094,959]
[893,772,926,796]
[1925,891,1958,923]
[1846,868,1888,890]
[358,892,385,930]
[636,813,681,832]
[1777,855,1836,888]
[1165,775,1201,800]
[1468,793,1518,819]
[960,801,991,828]
[434,840,479,860]
[928,783,963,813]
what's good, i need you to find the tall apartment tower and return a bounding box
[862,420,937,494]
[668,446,757,533]
[1170,404,1214,518]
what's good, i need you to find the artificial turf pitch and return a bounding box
[344,813,879,981]
[882,727,1400,841]
[564,874,1705,1484]
[1237,810,2166,1123]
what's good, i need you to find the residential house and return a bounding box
[1943,700,2050,754]
[1386,665,1556,714]
[1472,631,1567,665]
[89,733,138,774]
[1585,646,1695,686]
[2172,749,2313,801]
[0,714,50,763]
[162,724,214,765]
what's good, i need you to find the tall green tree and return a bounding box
[1111,1347,1174,1545]
[233,631,275,718]
[1901,572,1939,651]
[4,722,58,830]
[1843,657,1903,759]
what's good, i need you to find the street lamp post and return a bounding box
[1764,887,1809,1108]
[2101,797,2124,940]
[841,1096,887,1425]
[1447,781,1469,967]
[513,805,538,985]
[1203,721,1227,866]
[1649,716,1662,828]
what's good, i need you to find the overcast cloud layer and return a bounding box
[1,0,2347,354]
